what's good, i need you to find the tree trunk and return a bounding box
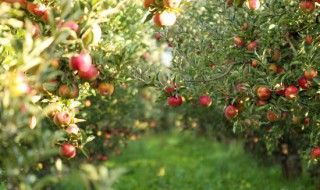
[279,139,302,179]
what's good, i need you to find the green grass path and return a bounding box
[109,131,314,190]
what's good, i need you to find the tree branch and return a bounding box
[285,35,297,56]
[184,62,239,83]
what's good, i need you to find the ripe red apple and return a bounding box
[234,36,245,47]
[70,53,92,72]
[153,11,177,27]
[199,95,212,107]
[42,10,49,23]
[247,40,259,51]
[247,0,260,10]
[267,111,280,122]
[155,33,162,40]
[59,144,76,159]
[303,118,310,125]
[256,99,267,106]
[312,148,320,157]
[66,124,79,135]
[256,86,271,100]
[78,65,99,81]
[58,84,78,99]
[276,66,284,74]
[69,84,79,98]
[225,105,238,120]
[300,0,315,13]
[144,0,155,8]
[168,96,183,107]
[98,83,114,96]
[298,76,312,89]
[275,84,286,96]
[165,87,175,95]
[27,3,46,16]
[164,0,181,8]
[305,35,313,44]
[304,68,318,80]
[54,111,72,126]
[60,21,79,33]
[252,60,258,68]
[285,86,298,100]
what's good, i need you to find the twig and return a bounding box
[285,35,297,56]
[184,62,238,83]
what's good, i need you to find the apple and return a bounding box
[252,60,258,68]
[256,99,267,106]
[304,68,318,80]
[66,124,80,135]
[165,87,175,95]
[27,3,46,16]
[59,144,76,159]
[256,86,271,100]
[42,10,49,23]
[78,65,99,81]
[227,0,233,6]
[153,11,177,27]
[225,105,238,120]
[305,35,313,44]
[70,53,92,72]
[233,36,245,47]
[298,76,312,89]
[144,0,155,8]
[168,96,183,107]
[164,0,181,8]
[275,84,286,96]
[168,41,174,47]
[267,111,280,121]
[292,116,299,124]
[312,148,320,157]
[276,66,284,74]
[98,83,114,96]
[272,49,280,61]
[303,118,310,125]
[9,73,30,97]
[285,86,298,100]
[199,95,212,107]
[300,0,315,13]
[155,33,162,40]
[247,40,259,51]
[269,63,277,73]
[54,111,72,126]
[60,21,79,33]
[247,0,260,10]
[58,84,78,99]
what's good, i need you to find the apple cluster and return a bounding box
[143,0,182,27]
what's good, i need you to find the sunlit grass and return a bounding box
[110,130,315,190]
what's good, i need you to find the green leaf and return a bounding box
[143,13,154,24]
[79,147,90,159]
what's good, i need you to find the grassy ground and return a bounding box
[109,130,314,190]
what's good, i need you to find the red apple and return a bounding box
[256,99,267,106]
[276,66,284,74]
[304,68,318,80]
[60,21,79,33]
[275,84,286,96]
[164,0,181,8]
[70,53,92,72]
[225,105,238,120]
[248,0,260,10]
[78,65,99,81]
[234,36,245,47]
[256,86,271,100]
[153,11,177,27]
[155,33,162,40]
[165,87,175,95]
[144,0,155,8]
[66,124,80,135]
[305,35,313,44]
[285,86,298,100]
[98,83,114,96]
[199,95,212,107]
[267,111,280,121]
[304,118,310,125]
[247,40,259,51]
[42,10,49,23]
[168,96,183,107]
[27,3,46,16]
[252,60,258,68]
[54,111,72,126]
[272,49,280,61]
[312,148,320,157]
[58,84,78,99]
[300,0,315,13]
[59,144,76,159]
[298,76,312,89]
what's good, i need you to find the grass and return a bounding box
[109,130,315,190]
